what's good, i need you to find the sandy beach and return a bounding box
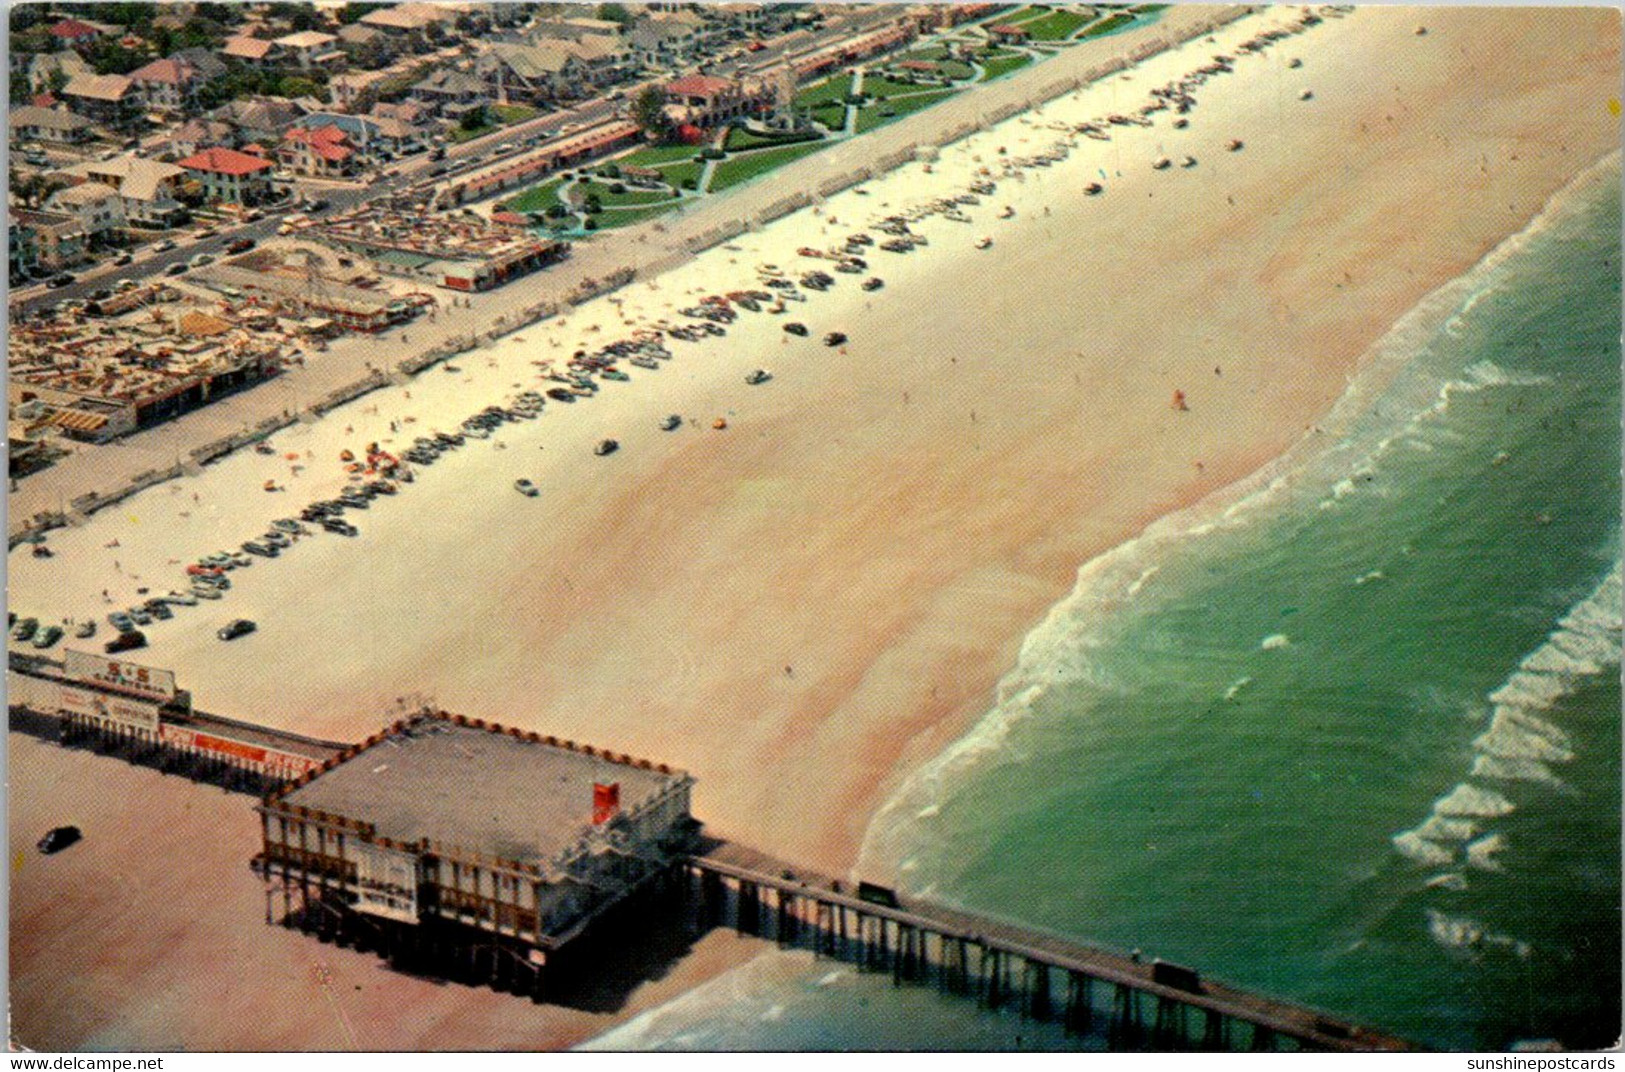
[9,4,1620,1050]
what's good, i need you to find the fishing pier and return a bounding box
[10,653,1409,1051]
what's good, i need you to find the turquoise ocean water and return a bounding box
[584,158,1622,1052]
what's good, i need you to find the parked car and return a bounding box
[226,237,256,254]
[194,226,218,239]
[217,619,257,641]
[153,238,177,252]
[37,826,81,854]
[164,263,188,276]
[112,251,133,266]
[105,630,147,653]
[47,273,75,289]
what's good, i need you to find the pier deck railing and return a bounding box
[687,840,1411,1053]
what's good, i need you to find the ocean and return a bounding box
[582,158,1623,1052]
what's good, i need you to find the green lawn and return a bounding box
[980,52,1035,79]
[448,122,496,144]
[1077,11,1137,38]
[614,143,706,168]
[506,177,569,214]
[793,73,855,108]
[864,75,944,97]
[854,89,956,133]
[1000,5,1055,24]
[657,159,704,190]
[724,126,824,152]
[490,103,540,125]
[707,143,826,193]
[591,203,682,230]
[1021,8,1094,39]
[578,179,671,207]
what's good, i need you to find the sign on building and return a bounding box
[63,649,178,702]
[352,841,420,924]
[159,724,322,782]
[58,683,161,733]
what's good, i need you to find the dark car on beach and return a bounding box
[105,630,147,653]
[217,619,256,642]
[37,826,81,854]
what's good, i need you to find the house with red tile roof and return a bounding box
[176,146,277,206]
[279,124,359,178]
[48,18,104,50]
[664,74,773,130]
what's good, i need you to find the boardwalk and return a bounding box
[690,839,1412,1052]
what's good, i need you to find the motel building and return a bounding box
[252,712,697,997]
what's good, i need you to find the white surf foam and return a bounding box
[1260,633,1290,651]
[1433,784,1516,819]
[1392,557,1620,872]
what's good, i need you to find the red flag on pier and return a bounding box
[592,782,620,825]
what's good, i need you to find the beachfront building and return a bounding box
[252,712,696,994]
[177,147,277,207]
[310,203,571,291]
[664,74,775,131]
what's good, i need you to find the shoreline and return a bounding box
[8,3,1240,548]
[7,5,1621,1051]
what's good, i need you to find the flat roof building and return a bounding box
[254,712,696,996]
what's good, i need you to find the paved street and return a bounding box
[11,6,1223,538]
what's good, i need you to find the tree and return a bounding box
[629,85,673,142]
[596,3,634,28]
[88,39,146,76]
[338,2,386,25]
[268,2,318,32]
[278,75,321,101]
[460,104,489,131]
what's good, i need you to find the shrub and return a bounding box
[600,163,621,178]
[699,147,724,160]
[681,178,697,190]
[609,182,627,195]
[583,217,599,231]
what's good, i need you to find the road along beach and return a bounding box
[9,4,1621,1050]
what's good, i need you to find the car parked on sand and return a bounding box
[217,619,256,641]
[105,630,147,653]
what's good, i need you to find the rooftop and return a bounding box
[222,35,275,59]
[62,73,134,102]
[177,146,277,176]
[11,105,94,131]
[667,74,734,97]
[279,715,687,869]
[274,30,340,49]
